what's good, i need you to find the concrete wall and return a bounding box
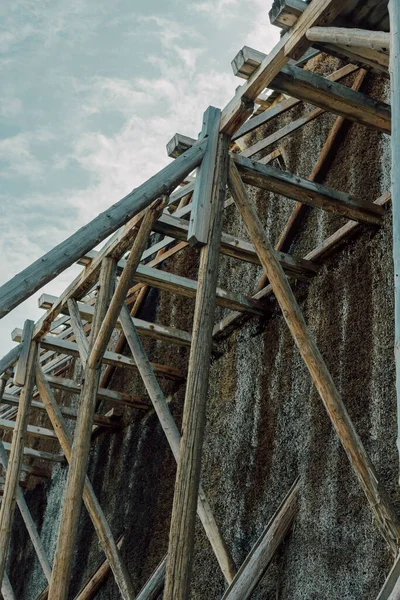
[7,56,398,600]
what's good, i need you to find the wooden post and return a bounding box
[0,321,38,584]
[35,365,135,600]
[0,138,207,319]
[221,478,300,600]
[228,160,400,554]
[164,132,230,600]
[0,441,52,582]
[67,298,89,367]
[119,305,236,583]
[389,0,400,486]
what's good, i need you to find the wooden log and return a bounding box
[234,154,384,225]
[90,198,166,369]
[269,63,391,134]
[376,549,400,600]
[36,366,135,600]
[228,160,400,554]
[188,107,221,246]
[136,557,166,600]
[0,418,57,440]
[164,134,231,600]
[119,305,236,583]
[0,441,52,581]
[273,68,367,257]
[2,573,16,600]
[0,327,38,583]
[166,134,196,158]
[306,27,390,53]
[388,0,400,489]
[0,345,21,378]
[2,440,65,463]
[73,535,124,600]
[221,478,300,600]
[232,63,358,142]
[13,320,34,387]
[231,46,268,80]
[67,298,89,367]
[269,0,309,31]
[0,138,207,319]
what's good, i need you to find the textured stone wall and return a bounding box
[7,56,397,600]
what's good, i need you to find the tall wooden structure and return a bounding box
[0,0,399,597]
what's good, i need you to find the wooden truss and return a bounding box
[0,0,399,597]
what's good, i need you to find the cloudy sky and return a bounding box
[0,0,279,355]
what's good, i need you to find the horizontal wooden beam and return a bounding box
[0,138,208,320]
[234,154,384,225]
[39,293,192,348]
[269,0,309,31]
[2,441,65,463]
[0,418,57,441]
[166,134,196,158]
[306,26,390,53]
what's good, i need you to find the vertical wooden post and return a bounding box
[389,0,400,483]
[164,125,230,599]
[228,160,400,554]
[0,320,37,584]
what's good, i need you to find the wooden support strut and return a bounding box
[306,27,391,53]
[164,131,230,599]
[228,160,400,554]
[0,322,38,584]
[35,365,135,600]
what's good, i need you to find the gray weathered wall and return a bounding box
[7,56,398,600]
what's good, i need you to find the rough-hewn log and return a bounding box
[228,160,400,553]
[13,320,34,387]
[0,344,21,377]
[0,138,207,319]
[165,134,230,600]
[0,326,38,583]
[166,134,196,158]
[36,365,135,600]
[135,557,166,600]
[306,27,390,53]
[221,478,300,600]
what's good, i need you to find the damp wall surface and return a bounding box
[7,56,399,599]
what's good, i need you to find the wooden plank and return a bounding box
[232,63,358,142]
[389,0,400,499]
[13,320,34,387]
[0,137,207,319]
[188,107,221,246]
[0,332,38,583]
[164,134,231,600]
[2,440,65,463]
[73,536,124,600]
[119,305,237,584]
[228,159,400,554]
[269,63,391,134]
[0,418,57,440]
[36,366,135,600]
[306,27,390,52]
[221,478,300,600]
[0,441,52,582]
[234,154,384,225]
[166,134,196,158]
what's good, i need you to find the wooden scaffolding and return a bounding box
[0,0,399,597]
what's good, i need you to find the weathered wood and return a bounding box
[0,137,207,319]
[376,549,400,600]
[36,365,135,600]
[165,134,230,600]
[306,27,390,52]
[67,298,89,367]
[48,257,117,600]
[0,441,52,581]
[188,107,221,246]
[135,557,166,600]
[0,417,57,440]
[119,304,237,584]
[231,46,268,80]
[2,440,65,463]
[228,160,400,554]
[269,63,391,134]
[0,328,38,583]
[0,345,21,377]
[389,0,400,491]
[73,536,124,600]
[2,573,16,600]
[166,134,196,158]
[221,478,300,600]
[13,320,34,387]
[234,154,384,225]
[232,63,358,141]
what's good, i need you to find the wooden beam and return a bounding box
[73,536,124,600]
[119,305,237,584]
[234,154,384,225]
[0,345,21,377]
[0,138,207,319]
[188,107,221,246]
[0,418,57,440]
[2,440,65,463]
[228,159,400,554]
[67,298,89,367]
[221,478,300,600]
[164,134,230,599]
[0,441,52,582]
[306,27,390,53]
[268,63,391,134]
[231,46,268,80]
[2,573,16,600]
[13,320,34,387]
[166,134,196,158]
[35,365,135,600]
[136,557,166,600]
[0,326,38,583]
